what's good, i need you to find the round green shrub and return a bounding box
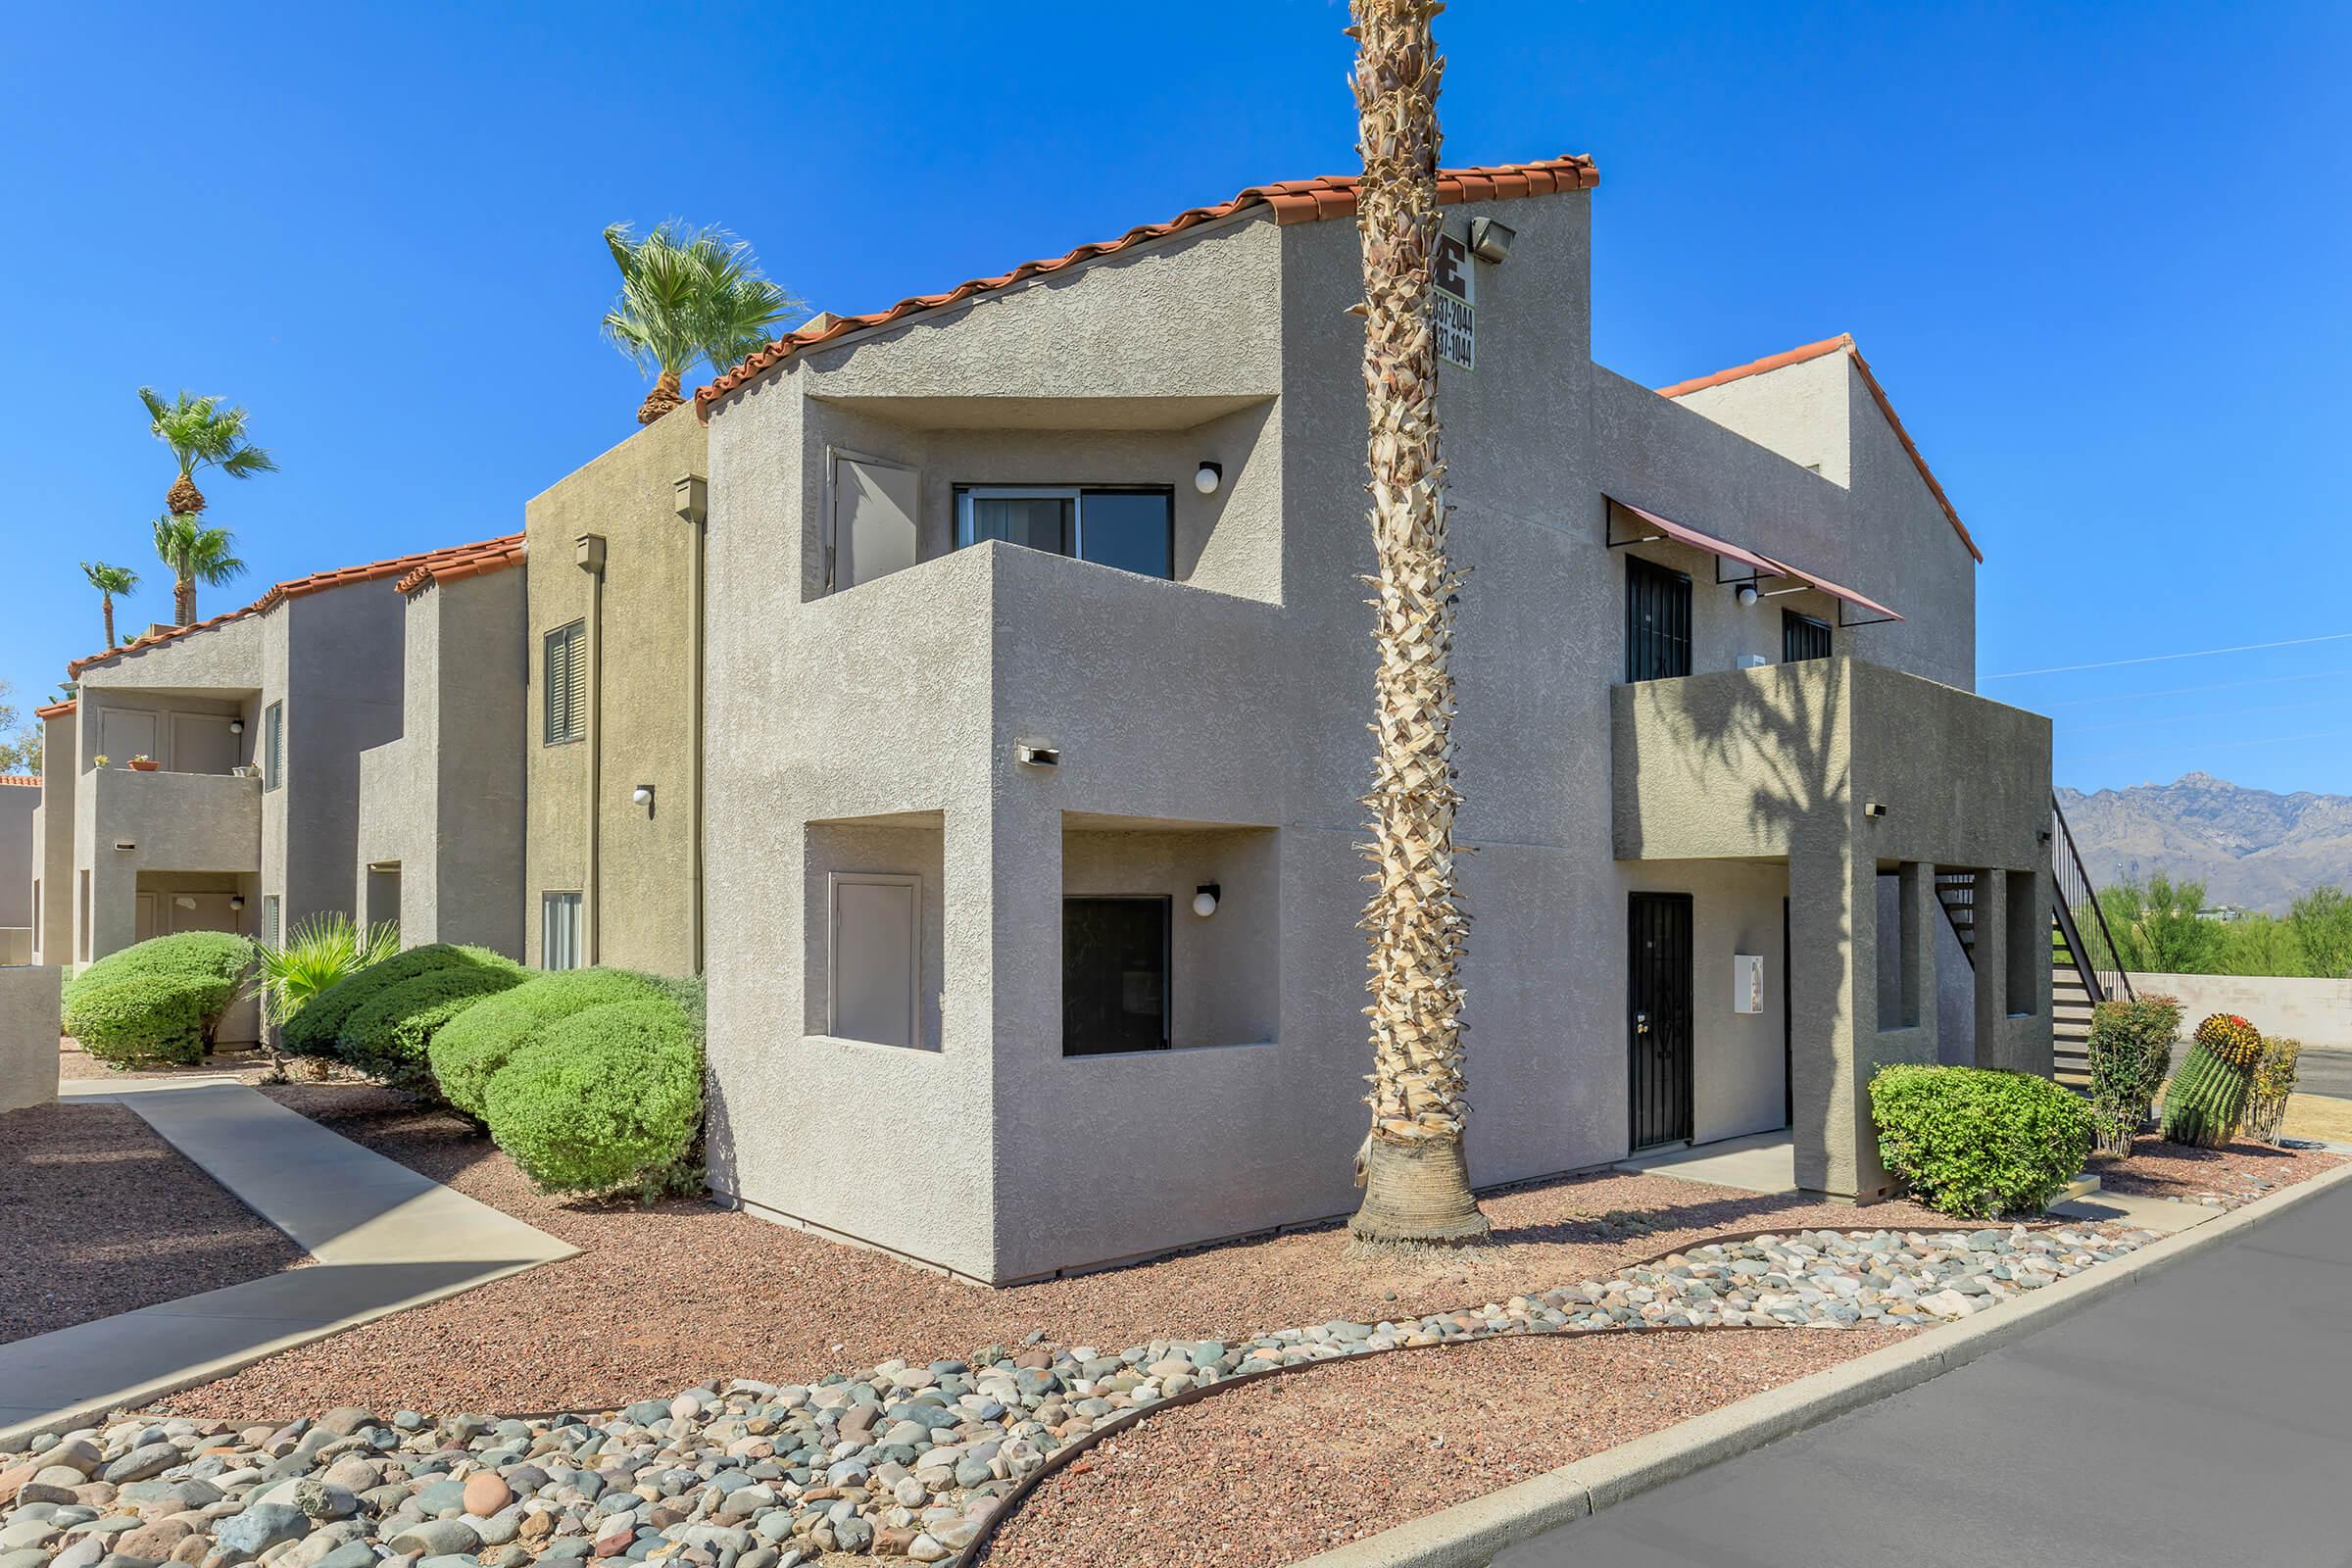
[64,974,237,1067]
[61,932,256,1068]
[2084,995,2182,1155]
[281,942,514,1057]
[1870,1064,2093,1219]
[482,999,703,1197]
[427,967,666,1120]
[337,962,524,1089]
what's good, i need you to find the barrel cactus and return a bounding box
[2159,1013,2261,1149]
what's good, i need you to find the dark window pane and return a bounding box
[1063,897,1170,1055]
[1625,557,1692,681]
[965,495,1071,555]
[1783,610,1833,662]
[1078,490,1174,579]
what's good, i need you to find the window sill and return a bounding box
[1065,1039,1279,1061]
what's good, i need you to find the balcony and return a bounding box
[83,765,263,874]
[1612,656,2048,870]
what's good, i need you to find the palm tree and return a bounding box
[151,514,248,626]
[1347,0,1489,1246]
[603,220,803,424]
[138,388,277,516]
[79,562,140,648]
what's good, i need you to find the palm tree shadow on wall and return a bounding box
[1611,659,1854,1192]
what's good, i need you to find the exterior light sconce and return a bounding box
[1192,883,1222,918]
[173,896,197,910]
[229,718,245,734]
[632,784,655,814]
[2037,828,2054,844]
[1194,462,1223,496]
[1014,743,1060,769]
[1468,217,1516,264]
[229,896,246,912]
[1864,802,1889,818]
[1736,584,1758,607]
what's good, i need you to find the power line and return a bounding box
[2058,724,2352,763]
[2066,696,2349,735]
[1984,630,2352,680]
[2047,666,2352,708]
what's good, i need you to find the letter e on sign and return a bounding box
[1434,221,1475,369]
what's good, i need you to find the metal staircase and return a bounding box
[1933,795,2132,1089]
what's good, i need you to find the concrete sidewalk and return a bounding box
[1,1081,574,1445]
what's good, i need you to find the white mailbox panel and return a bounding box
[1733,954,1765,1014]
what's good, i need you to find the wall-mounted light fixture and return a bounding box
[1864,802,1889,818]
[229,718,245,735]
[1468,217,1516,264]
[173,896,196,910]
[1194,462,1223,496]
[632,784,656,813]
[1192,883,1222,918]
[1736,584,1759,607]
[229,896,245,912]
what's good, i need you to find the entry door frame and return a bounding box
[1627,890,1695,1151]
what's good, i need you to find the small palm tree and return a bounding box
[1348,0,1488,1247]
[139,387,277,516]
[249,912,400,1079]
[152,514,248,626]
[79,562,141,648]
[603,220,803,424]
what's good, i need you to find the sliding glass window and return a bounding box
[955,487,1173,580]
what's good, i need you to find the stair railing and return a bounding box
[2050,793,2133,1006]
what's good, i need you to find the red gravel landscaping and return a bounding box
[0,1101,306,1346]
[975,1328,1911,1568]
[2092,1131,2341,1206]
[158,1084,1976,1419]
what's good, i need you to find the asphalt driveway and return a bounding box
[1496,1175,2352,1567]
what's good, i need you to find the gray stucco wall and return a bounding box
[30,710,74,965]
[359,571,526,954]
[0,786,36,931]
[702,179,2016,1278]
[1,964,60,1113]
[2126,972,2352,1052]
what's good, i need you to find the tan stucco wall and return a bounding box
[1,964,61,1113]
[30,710,75,965]
[525,411,707,975]
[0,787,36,931]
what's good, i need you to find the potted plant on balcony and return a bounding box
[128,754,160,772]
[92,754,110,769]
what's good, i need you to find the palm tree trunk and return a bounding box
[175,576,196,627]
[1348,0,1488,1246]
[637,369,685,425]
[167,474,205,515]
[101,596,116,647]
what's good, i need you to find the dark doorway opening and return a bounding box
[1063,896,1171,1056]
[1628,892,1694,1150]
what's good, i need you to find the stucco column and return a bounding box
[1897,861,1938,1054]
[981,782,1066,1283]
[1972,868,2011,1069]
[1788,837,1872,1198]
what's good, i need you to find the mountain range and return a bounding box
[2056,772,2352,913]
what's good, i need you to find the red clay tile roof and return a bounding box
[1656,333,1982,564]
[697,155,1600,416]
[33,701,74,719]
[67,533,530,677]
[0,774,39,788]
[396,534,526,594]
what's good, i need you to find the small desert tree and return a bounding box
[602,220,802,425]
[138,387,276,517]
[80,562,140,648]
[2288,885,2352,979]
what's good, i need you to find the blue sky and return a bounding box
[2,1,2345,795]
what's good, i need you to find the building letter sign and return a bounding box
[1434,220,1474,370]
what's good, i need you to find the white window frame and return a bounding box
[542,890,583,970]
[262,701,284,791]
[953,486,1177,578]
[261,895,281,950]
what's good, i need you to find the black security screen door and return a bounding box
[1628,892,1694,1150]
[1625,557,1692,681]
[1063,897,1171,1055]
[1783,610,1833,662]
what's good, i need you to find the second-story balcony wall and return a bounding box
[79,767,263,876]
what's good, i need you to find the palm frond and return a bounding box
[249,912,402,1027]
[602,219,802,387]
[142,387,275,481]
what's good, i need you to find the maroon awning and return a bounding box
[1606,498,1902,626]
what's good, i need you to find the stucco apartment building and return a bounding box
[32,538,526,1039]
[688,155,2057,1285]
[0,775,37,964]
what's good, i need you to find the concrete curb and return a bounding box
[1286,1155,2352,1568]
